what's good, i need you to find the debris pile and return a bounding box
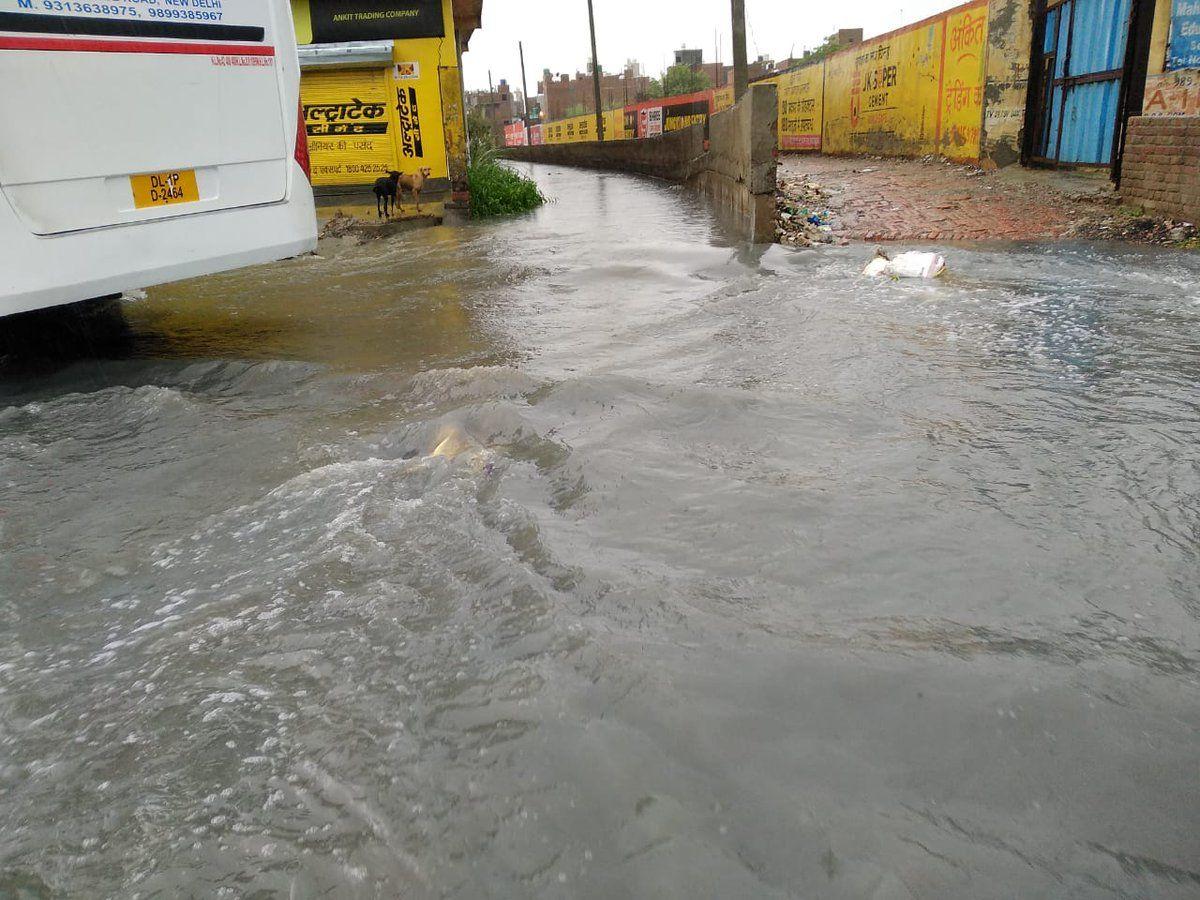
[1069,215,1198,246]
[319,211,360,240]
[776,174,842,246]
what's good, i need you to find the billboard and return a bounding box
[504,121,529,147]
[308,0,444,43]
[1169,0,1200,70]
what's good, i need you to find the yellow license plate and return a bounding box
[130,170,199,209]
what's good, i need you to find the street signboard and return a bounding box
[308,0,444,44]
[1169,0,1200,69]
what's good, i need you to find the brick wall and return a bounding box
[1120,117,1200,221]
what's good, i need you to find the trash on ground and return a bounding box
[776,174,844,246]
[320,211,359,240]
[862,248,947,279]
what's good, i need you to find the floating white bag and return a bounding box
[863,249,947,279]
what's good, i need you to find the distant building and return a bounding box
[674,49,774,90]
[466,78,524,143]
[774,27,864,72]
[539,63,651,119]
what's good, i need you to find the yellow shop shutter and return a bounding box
[300,69,400,187]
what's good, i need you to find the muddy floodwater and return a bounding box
[2,164,1199,898]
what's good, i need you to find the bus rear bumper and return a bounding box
[0,173,317,319]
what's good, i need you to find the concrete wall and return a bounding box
[501,83,778,242]
[696,83,778,242]
[501,125,707,181]
[756,0,1034,166]
[1120,117,1200,220]
[981,0,1034,168]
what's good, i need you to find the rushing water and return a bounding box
[2,165,1199,898]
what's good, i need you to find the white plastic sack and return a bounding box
[863,250,947,279]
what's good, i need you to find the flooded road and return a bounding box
[2,164,1199,898]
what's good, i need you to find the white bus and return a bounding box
[0,0,316,319]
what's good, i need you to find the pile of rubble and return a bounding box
[776,174,844,247]
[1069,214,1197,247]
[319,211,360,240]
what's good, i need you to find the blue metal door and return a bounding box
[1033,0,1132,165]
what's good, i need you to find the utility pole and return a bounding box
[586,0,605,141]
[487,69,496,144]
[518,41,530,127]
[731,0,748,101]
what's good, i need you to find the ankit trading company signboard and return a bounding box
[308,0,443,43]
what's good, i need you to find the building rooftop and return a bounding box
[453,0,483,47]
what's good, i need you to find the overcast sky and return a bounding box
[462,0,955,94]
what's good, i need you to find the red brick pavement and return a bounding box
[780,155,1118,243]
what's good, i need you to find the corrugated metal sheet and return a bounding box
[1058,79,1123,162]
[1037,0,1131,164]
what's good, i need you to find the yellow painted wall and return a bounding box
[292,0,465,188]
[1148,0,1174,76]
[292,0,312,43]
[939,5,989,158]
[541,109,627,144]
[712,86,735,112]
[761,64,825,150]
[824,20,943,156]
[763,0,988,162]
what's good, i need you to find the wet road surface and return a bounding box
[2,164,1199,898]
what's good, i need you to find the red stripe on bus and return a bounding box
[0,36,275,56]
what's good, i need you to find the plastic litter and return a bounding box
[862,249,947,279]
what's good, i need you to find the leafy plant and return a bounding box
[468,149,546,219]
[800,37,846,65]
[467,107,496,162]
[647,64,712,99]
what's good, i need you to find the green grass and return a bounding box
[468,150,546,220]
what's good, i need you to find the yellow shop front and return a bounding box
[290,0,478,199]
